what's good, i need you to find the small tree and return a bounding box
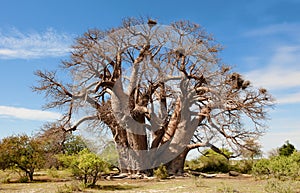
[278,141,295,157]
[37,123,88,168]
[0,135,45,181]
[59,149,109,186]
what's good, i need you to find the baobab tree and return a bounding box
[34,18,273,175]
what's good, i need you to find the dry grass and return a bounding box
[90,176,267,193]
[1,170,300,193]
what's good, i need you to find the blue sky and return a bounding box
[0,0,300,154]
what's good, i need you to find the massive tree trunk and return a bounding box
[97,99,193,175]
[98,91,206,175]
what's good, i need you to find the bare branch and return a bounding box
[68,115,99,132]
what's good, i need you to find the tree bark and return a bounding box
[166,148,189,175]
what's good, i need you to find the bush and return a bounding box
[233,159,254,174]
[198,149,230,173]
[58,149,110,186]
[252,151,300,180]
[154,164,169,179]
[252,158,271,178]
[18,176,29,183]
[185,159,201,171]
[186,149,231,173]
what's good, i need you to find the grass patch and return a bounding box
[1,170,300,193]
[264,179,300,193]
[90,184,139,191]
[56,182,85,193]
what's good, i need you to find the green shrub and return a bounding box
[58,149,110,186]
[253,151,300,180]
[185,159,201,171]
[18,176,29,183]
[186,149,232,173]
[270,156,294,179]
[252,158,271,179]
[199,150,230,173]
[100,141,119,169]
[233,159,254,174]
[154,164,169,179]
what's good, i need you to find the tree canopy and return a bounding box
[278,140,295,156]
[0,135,45,181]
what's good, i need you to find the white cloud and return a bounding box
[0,28,74,59]
[277,92,300,104]
[0,106,61,121]
[244,23,300,41]
[245,46,300,90]
[245,45,300,104]
[246,66,300,91]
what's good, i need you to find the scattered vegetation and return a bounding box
[264,179,296,193]
[232,159,254,174]
[253,151,300,180]
[154,164,169,179]
[0,129,299,193]
[216,182,236,193]
[56,181,84,193]
[58,148,110,186]
[186,149,232,173]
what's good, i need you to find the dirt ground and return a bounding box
[0,173,273,193]
[1,170,300,193]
